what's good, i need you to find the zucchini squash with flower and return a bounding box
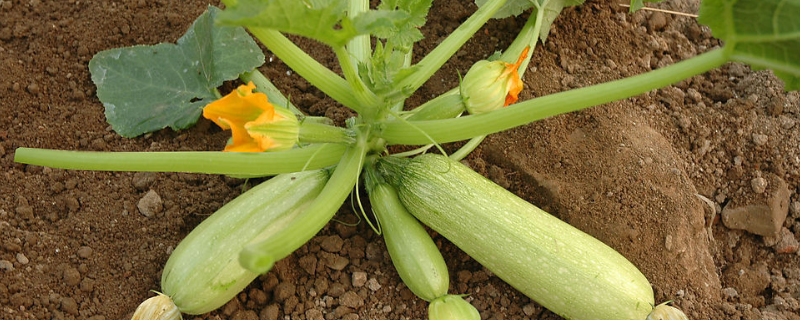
[14,0,796,319]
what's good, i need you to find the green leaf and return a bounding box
[89,6,265,138]
[217,0,355,47]
[476,0,536,19]
[629,0,665,13]
[536,0,584,42]
[375,0,433,51]
[698,0,800,90]
[475,0,583,42]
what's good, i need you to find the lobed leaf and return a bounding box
[475,0,583,42]
[476,0,536,19]
[376,0,433,51]
[217,0,354,47]
[89,6,264,137]
[698,0,800,90]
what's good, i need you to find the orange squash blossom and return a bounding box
[203,82,298,152]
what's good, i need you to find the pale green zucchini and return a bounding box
[139,169,330,316]
[366,170,449,302]
[377,154,670,320]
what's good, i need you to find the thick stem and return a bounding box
[238,137,368,274]
[333,45,379,113]
[381,48,730,145]
[247,28,362,112]
[13,144,347,176]
[298,122,355,144]
[406,11,540,120]
[347,0,370,64]
[396,0,508,94]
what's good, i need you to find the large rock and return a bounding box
[481,108,721,313]
[721,173,790,237]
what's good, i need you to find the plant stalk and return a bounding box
[333,45,380,114]
[238,136,368,274]
[14,144,347,176]
[347,0,371,64]
[381,48,730,145]
[247,27,363,113]
[396,0,509,95]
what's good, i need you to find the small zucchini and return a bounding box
[366,168,449,302]
[378,154,677,320]
[133,169,330,317]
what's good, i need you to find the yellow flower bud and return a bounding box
[428,295,480,320]
[460,47,529,115]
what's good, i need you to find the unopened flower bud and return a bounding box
[460,47,529,115]
[428,295,480,320]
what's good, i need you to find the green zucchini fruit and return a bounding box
[134,169,330,317]
[366,170,449,302]
[377,154,671,320]
[428,295,481,320]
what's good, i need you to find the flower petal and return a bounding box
[203,82,274,130]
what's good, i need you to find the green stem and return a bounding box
[241,70,302,116]
[333,45,379,115]
[397,0,508,94]
[238,137,368,274]
[406,11,540,120]
[298,122,356,144]
[450,135,485,161]
[381,48,730,145]
[347,0,370,64]
[247,28,362,112]
[13,144,347,176]
[443,10,544,160]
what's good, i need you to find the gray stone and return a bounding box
[137,189,163,217]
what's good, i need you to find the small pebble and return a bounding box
[750,177,768,194]
[137,189,163,217]
[752,133,769,146]
[16,253,28,265]
[77,246,93,259]
[352,271,367,287]
[367,278,381,291]
[790,201,800,218]
[63,267,81,286]
[26,82,40,95]
[722,287,739,299]
[0,260,13,271]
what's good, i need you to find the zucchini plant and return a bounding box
[13,0,799,319]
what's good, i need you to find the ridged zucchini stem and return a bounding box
[238,139,368,274]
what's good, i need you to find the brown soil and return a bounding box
[2,0,800,320]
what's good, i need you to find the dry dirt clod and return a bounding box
[0,260,13,271]
[722,174,790,237]
[352,271,367,287]
[77,246,93,259]
[772,228,799,254]
[137,189,163,217]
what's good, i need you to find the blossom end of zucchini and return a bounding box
[131,292,181,320]
[428,294,480,320]
[646,303,689,320]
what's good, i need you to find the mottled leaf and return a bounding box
[699,0,800,90]
[89,6,265,137]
